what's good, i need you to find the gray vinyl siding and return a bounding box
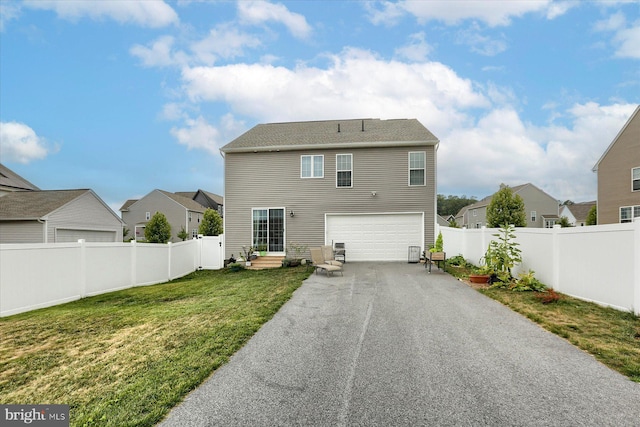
[518,186,559,228]
[122,190,203,242]
[0,221,44,243]
[224,145,436,259]
[47,192,123,242]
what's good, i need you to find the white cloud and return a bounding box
[23,0,178,28]
[594,12,640,59]
[130,36,187,68]
[371,0,555,27]
[456,24,507,56]
[365,1,406,27]
[0,1,21,32]
[0,121,54,164]
[438,102,638,201]
[394,32,433,61]
[190,23,262,64]
[170,116,221,155]
[181,47,488,136]
[238,1,311,39]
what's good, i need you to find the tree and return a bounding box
[486,184,526,228]
[144,212,171,243]
[586,205,597,225]
[177,226,189,241]
[557,216,573,227]
[199,208,223,236]
[437,194,477,217]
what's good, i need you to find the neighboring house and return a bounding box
[592,105,640,224]
[220,118,439,262]
[174,189,224,217]
[559,201,596,226]
[0,163,40,195]
[120,189,216,242]
[455,183,559,228]
[0,189,124,243]
[437,214,453,227]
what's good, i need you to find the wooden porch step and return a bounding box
[247,256,285,270]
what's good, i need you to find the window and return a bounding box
[473,209,477,217]
[633,167,640,192]
[336,154,352,188]
[531,211,537,222]
[192,229,198,238]
[145,212,150,220]
[620,205,640,223]
[301,155,324,178]
[409,152,426,186]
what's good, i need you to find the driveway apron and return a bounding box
[159,262,640,426]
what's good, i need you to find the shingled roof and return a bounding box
[0,189,91,220]
[0,163,40,192]
[220,118,439,153]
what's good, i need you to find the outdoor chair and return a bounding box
[334,242,346,263]
[321,245,343,267]
[310,247,343,277]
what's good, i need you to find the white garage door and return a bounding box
[56,229,116,242]
[325,213,423,261]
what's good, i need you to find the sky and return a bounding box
[1,0,639,214]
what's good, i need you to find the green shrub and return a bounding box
[227,263,245,272]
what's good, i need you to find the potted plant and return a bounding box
[241,246,255,267]
[428,231,445,261]
[257,244,267,256]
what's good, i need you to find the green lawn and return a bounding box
[446,264,640,382]
[0,266,313,427]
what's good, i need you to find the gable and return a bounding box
[0,163,40,192]
[593,105,640,172]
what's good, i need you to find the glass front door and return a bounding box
[252,208,285,253]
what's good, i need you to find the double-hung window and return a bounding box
[336,154,352,188]
[633,167,640,192]
[531,211,537,222]
[620,205,640,223]
[301,155,324,178]
[409,152,426,186]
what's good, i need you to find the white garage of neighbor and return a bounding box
[325,213,424,262]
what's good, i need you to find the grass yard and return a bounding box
[446,264,640,383]
[0,266,313,426]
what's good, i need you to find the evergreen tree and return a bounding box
[199,208,223,236]
[586,205,597,225]
[144,212,172,243]
[558,216,573,227]
[486,184,526,227]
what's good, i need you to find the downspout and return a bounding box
[37,218,47,243]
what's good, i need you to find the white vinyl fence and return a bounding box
[439,221,640,316]
[0,235,224,317]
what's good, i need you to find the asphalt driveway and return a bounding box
[159,262,640,426]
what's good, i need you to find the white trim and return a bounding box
[251,207,286,255]
[408,151,426,186]
[336,153,353,188]
[300,154,324,179]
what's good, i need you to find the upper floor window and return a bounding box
[336,154,352,188]
[633,167,640,192]
[408,152,426,186]
[620,205,640,223]
[145,212,151,220]
[531,211,537,222]
[301,155,324,178]
[473,209,477,217]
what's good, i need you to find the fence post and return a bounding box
[78,239,86,298]
[552,225,561,292]
[130,240,137,287]
[634,219,640,316]
[167,242,172,281]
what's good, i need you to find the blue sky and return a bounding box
[1,0,639,213]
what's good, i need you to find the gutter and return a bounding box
[221,139,440,154]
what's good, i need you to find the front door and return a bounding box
[252,208,285,253]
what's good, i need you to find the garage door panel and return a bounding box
[326,213,423,261]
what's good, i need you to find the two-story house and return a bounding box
[220,118,439,262]
[592,105,640,224]
[120,189,221,242]
[455,183,559,228]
